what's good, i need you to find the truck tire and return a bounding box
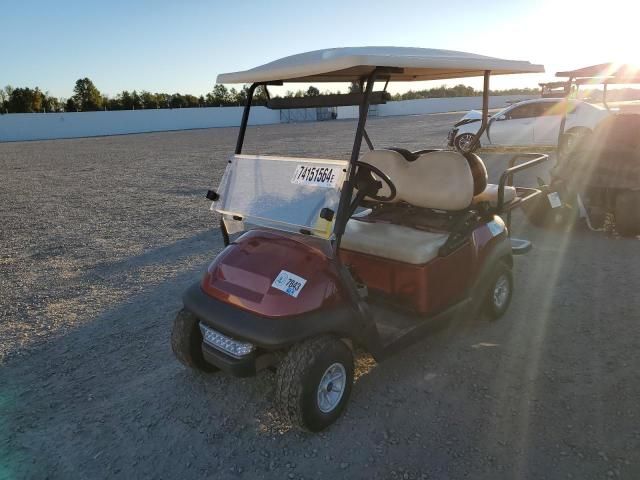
[615,190,640,236]
[171,308,217,372]
[275,335,354,432]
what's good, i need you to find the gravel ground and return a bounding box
[1,113,639,479]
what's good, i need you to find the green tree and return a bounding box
[155,93,171,108]
[72,78,103,111]
[208,84,231,106]
[42,92,61,112]
[233,85,249,106]
[119,91,134,110]
[170,93,186,108]
[140,91,159,109]
[305,86,320,97]
[7,87,43,113]
[253,85,269,105]
[65,97,79,112]
[0,86,9,113]
[130,90,143,110]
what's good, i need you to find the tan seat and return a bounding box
[360,150,475,211]
[473,184,516,207]
[341,149,478,264]
[342,219,449,264]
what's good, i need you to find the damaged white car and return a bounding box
[448,98,609,152]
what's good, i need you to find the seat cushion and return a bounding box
[341,219,449,265]
[360,150,474,211]
[472,183,516,207]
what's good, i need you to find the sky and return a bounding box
[2,0,639,99]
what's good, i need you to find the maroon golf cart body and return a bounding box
[172,47,547,431]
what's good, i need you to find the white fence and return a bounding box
[0,106,280,142]
[0,95,538,142]
[338,95,538,119]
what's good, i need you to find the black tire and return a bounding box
[484,264,513,320]
[559,127,591,159]
[522,188,579,230]
[454,133,478,153]
[171,308,217,372]
[275,335,354,432]
[615,190,640,236]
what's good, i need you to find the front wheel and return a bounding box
[485,264,513,320]
[275,336,354,432]
[171,308,217,372]
[455,133,478,153]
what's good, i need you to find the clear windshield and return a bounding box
[213,154,348,239]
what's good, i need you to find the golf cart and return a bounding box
[171,47,547,431]
[523,64,640,236]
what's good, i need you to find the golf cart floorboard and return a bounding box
[367,298,470,357]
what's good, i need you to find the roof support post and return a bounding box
[235,83,258,154]
[556,76,574,160]
[334,70,377,249]
[469,71,491,151]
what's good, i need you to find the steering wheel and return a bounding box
[354,161,397,202]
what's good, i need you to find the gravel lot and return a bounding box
[1,113,639,479]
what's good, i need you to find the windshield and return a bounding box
[214,154,347,239]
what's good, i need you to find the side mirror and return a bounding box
[496,114,507,121]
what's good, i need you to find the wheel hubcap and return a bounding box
[459,134,473,151]
[493,274,510,309]
[317,363,346,413]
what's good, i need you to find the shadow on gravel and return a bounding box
[0,228,226,477]
[81,229,218,283]
[2,222,640,479]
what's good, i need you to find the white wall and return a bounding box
[0,95,539,142]
[0,106,280,142]
[337,95,538,119]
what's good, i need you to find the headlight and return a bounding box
[200,323,256,358]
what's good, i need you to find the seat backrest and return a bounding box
[464,152,488,196]
[360,149,475,211]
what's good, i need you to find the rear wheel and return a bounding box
[559,128,591,159]
[522,187,579,230]
[171,308,217,372]
[275,335,354,432]
[455,133,478,153]
[485,264,513,320]
[615,190,640,236]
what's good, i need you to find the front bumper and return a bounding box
[183,282,355,348]
[200,341,278,377]
[447,128,458,146]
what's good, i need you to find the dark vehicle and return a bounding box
[171,47,547,431]
[524,64,640,235]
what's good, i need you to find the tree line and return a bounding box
[390,84,540,101]
[0,77,541,114]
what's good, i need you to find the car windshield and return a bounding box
[493,105,511,117]
[214,154,347,239]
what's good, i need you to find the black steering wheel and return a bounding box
[354,160,397,202]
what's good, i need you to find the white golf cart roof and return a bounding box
[217,46,544,84]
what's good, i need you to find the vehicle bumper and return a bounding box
[200,340,281,377]
[182,281,356,350]
[447,128,458,146]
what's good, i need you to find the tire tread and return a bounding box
[275,335,342,430]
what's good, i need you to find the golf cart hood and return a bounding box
[200,229,345,318]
